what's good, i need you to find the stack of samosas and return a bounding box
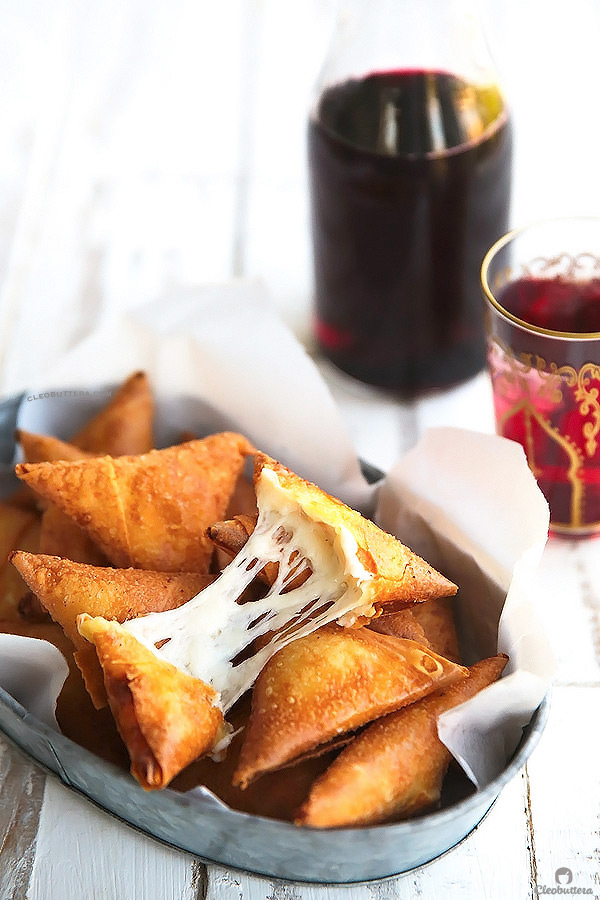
[1,372,508,826]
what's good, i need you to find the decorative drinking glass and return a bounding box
[482,217,600,537]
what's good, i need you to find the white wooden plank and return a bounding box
[529,539,600,687]
[525,685,600,897]
[27,776,200,900]
[0,736,46,900]
[0,0,247,394]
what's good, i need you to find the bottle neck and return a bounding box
[321,0,499,91]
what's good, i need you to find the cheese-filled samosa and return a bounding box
[296,654,508,827]
[78,615,224,789]
[234,625,468,788]
[15,433,255,573]
[10,551,212,707]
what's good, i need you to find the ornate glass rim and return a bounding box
[481,216,600,341]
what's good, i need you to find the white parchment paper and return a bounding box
[0,282,554,791]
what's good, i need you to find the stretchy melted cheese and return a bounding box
[123,467,374,712]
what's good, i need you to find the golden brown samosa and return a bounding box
[15,433,255,573]
[70,370,154,457]
[233,624,468,788]
[368,608,431,647]
[15,429,105,565]
[16,431,93,465]
[411,596,461,663]
[0,504,41,620]
[10,551,213,707]
[296,654,508,827]
[39,504,107,566]
[78,615,223,789]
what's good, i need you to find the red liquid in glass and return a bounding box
[491,276,600,532]
[309,69,512,394]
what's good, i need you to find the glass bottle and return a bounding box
[308,0,512,395]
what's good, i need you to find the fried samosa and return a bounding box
[368,608,431,647]
[10,551,213,707]
[15,432,255,573]
[70,370,154,456]
[15,429,106,565]
[233,625,468,788]
[16,431,93,465]
[0,504,41,620]
[296,654,508,827]
[39,503,107,566]
[78,615,224,789]
[371,598,461,663]
[411,596,461,663]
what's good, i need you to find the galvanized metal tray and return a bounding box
[0,393,549,883]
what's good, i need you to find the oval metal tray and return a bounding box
[0,393,550,883]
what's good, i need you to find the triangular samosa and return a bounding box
[10,551,213,707]
[78,615,224,789]
[15,433,255,573]
[0,504,41,620]
[70,370,154,456]
[296,654,508,827]
[233,624,467,788]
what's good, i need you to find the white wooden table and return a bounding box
[1,2,600,898]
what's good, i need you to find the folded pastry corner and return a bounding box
[295,653,508,827]
[233,625,468,789]
[16,430,94,464]
[15,432,255,573]
[77,614,224,789]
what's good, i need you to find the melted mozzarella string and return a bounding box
[123,468,374,712]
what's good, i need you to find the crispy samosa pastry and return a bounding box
[233,625,468,789]
[94,454,458,725]
[10,551,213,707]
[70,370,154,456]
[371,598,461,662]
[39,503,108,566]
[16,431,93,464]
[15,429,105,565]
[0,504,41,620]
[78,615,224,789]
[15,432,255,573]
[411,596,461,663]
[296,654,508,827]
[368,608,431,647]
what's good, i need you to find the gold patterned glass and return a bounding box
[481,218,600,537]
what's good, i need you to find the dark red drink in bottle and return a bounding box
[309,69,512,394]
